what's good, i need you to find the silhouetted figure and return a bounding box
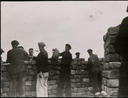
[57,44,72,97]
[114,6,128,97]
[6,40,28,97]
[75,52,80,59]
[36,42,49,97]
[87,49,102,96]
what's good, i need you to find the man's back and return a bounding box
[7,48,28,74]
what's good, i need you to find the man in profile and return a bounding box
[6,40,28,97]
[87,49,102,96]
[114,6,128,97]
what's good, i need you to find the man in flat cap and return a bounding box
[36,42,49,97]
[6,40,29,97]
[75,52,80,59]
[57,44,72,97]
[114,6,128,97]
[87,49,102,96]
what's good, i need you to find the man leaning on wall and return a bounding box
[6,40,29,97]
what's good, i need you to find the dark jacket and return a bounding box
[36,51,49,73]
[60,51,72,71]
[88,54,101,72]
[6,48,29,74]
[114,16,128,59]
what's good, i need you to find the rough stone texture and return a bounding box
[1,58,95,97]
[102,25,121,97]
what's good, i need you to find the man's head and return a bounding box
[29,48,34,56]
[87,49,93,56]
[38,42,46,52]
[75,52,80,58]
[11,40,19,48]
[65,44,71,51]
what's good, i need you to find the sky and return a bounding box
[1,1,128,61]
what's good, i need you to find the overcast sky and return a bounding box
[1,1,128,61]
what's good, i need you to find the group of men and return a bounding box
[1,6,128,97]
[1,40,102,97]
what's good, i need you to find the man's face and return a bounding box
[29,49,33,55]
[76,54,80,58]
[65,46,70,51]
[88,51,92,56]
[39,45,44,52]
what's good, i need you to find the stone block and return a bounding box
[82,78,89,83]
[103,62,121,70]
[104,85,119,96]
[77,88,86,93]
[104,54,120,62]
[103,78,119,87]
[71,70,76,74]
[48,80,56,85]
[48,84,57,90]
[25,81,32,86]
[72,93,77,97]
[102,69,119,79]
[25,91,32,96]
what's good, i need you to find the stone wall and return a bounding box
[102,25,121,97]
[1,58,95,97]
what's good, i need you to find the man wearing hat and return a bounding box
[57,44,72,97]
[75,52,80,59]
[6,40,29,97]
[36,42,49,97]
[87,49,102,96]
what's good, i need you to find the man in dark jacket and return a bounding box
[6,40,29,97]
[36,42,49,97]
[114,6,128,97]
[57,44,72,97]
[87,49,102,96]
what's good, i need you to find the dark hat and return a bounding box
[66,44,71,50]
[11,40,19,46]
[75,52,80,55]
[87,49,93,52]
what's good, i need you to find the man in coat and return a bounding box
[6,40,29,97]
[87,49,102,96]
[57,44,72,97]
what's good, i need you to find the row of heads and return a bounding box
[10,40,93,53]
[11,40,72,49]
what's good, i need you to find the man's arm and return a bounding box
[6,51,11,63]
